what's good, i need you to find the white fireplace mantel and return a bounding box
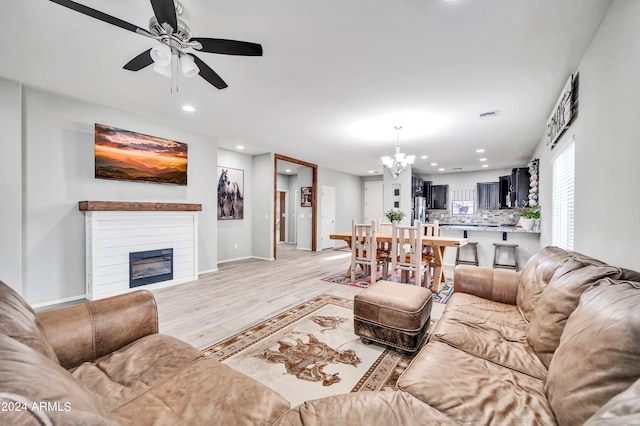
[79,201,201,300]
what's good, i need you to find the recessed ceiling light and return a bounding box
[182,105,196,112]
[285,169,292,173]
[479,158,487,162]
[482,164,489,168]
[421,155,428,159]
[368,170,376,174]
[438,168,445,172]
[236,145,245,150]
[430,162,438,166]
[476,149,485,153]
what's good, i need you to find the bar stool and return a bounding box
[493,243,519,271]
[455,242,479,266]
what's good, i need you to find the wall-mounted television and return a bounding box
[94,123,188,186]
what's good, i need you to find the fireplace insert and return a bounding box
[129,248,173,288]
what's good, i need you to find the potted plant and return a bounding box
[516,201,540,231]
[384,208,405,223]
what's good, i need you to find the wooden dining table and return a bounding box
[329,232,468,291]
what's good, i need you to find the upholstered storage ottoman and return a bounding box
[354,281,432,353]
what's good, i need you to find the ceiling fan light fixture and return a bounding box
[150,42,172,66]
[152,61,172,78]
[180,54,199,78]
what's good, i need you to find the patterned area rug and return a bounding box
[200,295,428,407]
[322,269,455,304]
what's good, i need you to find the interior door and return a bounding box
[364,181,384,223]
[321,185,336,249]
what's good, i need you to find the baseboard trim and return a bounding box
[217,256,253,264]
[31,294,87,310]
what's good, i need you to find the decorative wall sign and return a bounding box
[95,124,188,185]
[545,74,578,150]
[301,187,312,207]
[217,167,244,220]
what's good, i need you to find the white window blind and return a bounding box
[552,141,575,250]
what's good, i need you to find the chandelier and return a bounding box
[380,126,415,179]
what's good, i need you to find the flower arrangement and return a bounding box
[516,200,541,219]
[384,208,405,222]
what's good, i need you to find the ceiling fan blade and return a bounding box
[188,54,228,89]
[123,49,154,71]
[49,0,149,35]
[191,38,263,56]
[150,0,178,33]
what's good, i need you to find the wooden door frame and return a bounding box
[274,154,318,259]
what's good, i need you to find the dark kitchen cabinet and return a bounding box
[498,168,531,208]
[430,184,448,210]
[477,182,499,210]
[499,175,511,209]
[423,181,432,208]
[510,167,531,208]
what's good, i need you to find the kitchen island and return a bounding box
[438,223,541,270]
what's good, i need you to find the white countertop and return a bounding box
[439,224,541,234]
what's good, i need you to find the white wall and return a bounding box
[217,149,253,263]
[296,167,313,250]
[251,153,274,259]
[533,0,640,271]
[318,166,362,238]
[6,85,218,304]
[383,167,412,225]
[0,78,23,292]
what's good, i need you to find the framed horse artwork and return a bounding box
[217,167,244,220]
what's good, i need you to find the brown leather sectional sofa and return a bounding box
[2,246,640,425]
[0,283,290,425]
[279,246,640,425]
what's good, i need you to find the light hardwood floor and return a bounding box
[151,243,449,350]
[152,244,364,350]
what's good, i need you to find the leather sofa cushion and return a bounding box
[273,390,457,425]
[584,377,640,425]
[527,264,626,368]
[433,293,547,380]
[546,278,640,426]
[0,280,59,363]
[72,333,201,411]
[516,247,606,322]
[0,334,115,425]
[113,357,290,425]
[397,340,555,425]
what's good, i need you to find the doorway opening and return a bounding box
[274,154,318,259]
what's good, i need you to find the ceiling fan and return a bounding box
[49,0,263,89]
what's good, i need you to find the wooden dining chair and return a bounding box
[422,219,439,237]
[418,219,439,286]
[351,219,388,282]
[390,221,433,287]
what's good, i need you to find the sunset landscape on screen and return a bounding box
[95,123,188,185]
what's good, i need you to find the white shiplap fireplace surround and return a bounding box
[80,201,201,300]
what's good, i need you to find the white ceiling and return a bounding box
[0,0,611,176]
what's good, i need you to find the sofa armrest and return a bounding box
[37,290,158,369]
[453,265,521,305]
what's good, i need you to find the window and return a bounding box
[451,189,475,215]
[552,141,575,250]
